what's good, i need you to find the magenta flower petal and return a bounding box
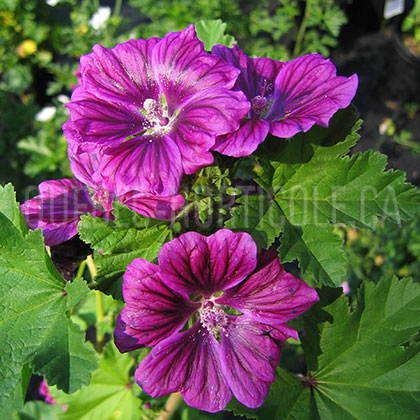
[39,379,56,405]
[174,87,250,173]
[63,98,145,150]
[97,135,183,196]
[135,323,231,412]
[151,25,240,113]
[114,259,198,351]
[39,379,68,410]
[270,324,300,341]
[220,317,282,408]
[267,53,359,137]
[212,118,270,157]
[67,143,101,188]
[217,252,319,326]
[121,191,184,219]
[78,38,160,106]
[158,229,257,297]
[21,179,96,246]
[212,45,284,99]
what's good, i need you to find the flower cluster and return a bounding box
[114,230,319,412]
[22,25,356,247]
[21,24,358,412]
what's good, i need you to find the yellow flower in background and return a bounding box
[17,39,37,58]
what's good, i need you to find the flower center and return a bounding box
[251,79,273,117]
[90,188,114,212]
[141,97,173,135]
[198,300,228,338]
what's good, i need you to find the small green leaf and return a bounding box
[65,277,90,311]
[195,19,236,50]
[0,183,28,234]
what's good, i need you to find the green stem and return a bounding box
[87,255,104,353]
[113,0,122,17]
[174,201,197,221]
[156,393,183,420]
[75,260,87,280]
[95,290,104,352]
[293,0,312,57]
[92,0,100,12]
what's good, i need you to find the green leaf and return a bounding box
[195,19,236,50]
[0,185,97,419]
[65,277,90,311]
[277,222,346,287]
[226,368,316,419]
[12,401,63,420]
[256,105,361,188]
[1,364,33,420]
[78,203,170,299]
[298,287,343,371]
[225,195,284,249]
[311,277,420,419]
[275,151,420,229]
[181,404,223,420]
[0,184,28,234]
[254,110,420,286]
[49,342,142,420]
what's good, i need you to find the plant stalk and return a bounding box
[87,255,104,353]
[174,201,197,221]
[113,0,122,17]
[156,393,183,420]
[293,0,312,57]
[75,259,87,280]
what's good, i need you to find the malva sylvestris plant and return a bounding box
[3,23,420,420]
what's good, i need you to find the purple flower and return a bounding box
[63,25,250,197]
[21,146,185,246]
[211,45,359,157]
[21,178,104,246]
[114,229,318,412]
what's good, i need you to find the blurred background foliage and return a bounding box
[0,0,419,302]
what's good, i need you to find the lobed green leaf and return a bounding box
[195,19,236,50]
[0,184,96,419]
[49,342,142,420]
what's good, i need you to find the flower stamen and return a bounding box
[141,98,174,135]
[199,301,228,338]
[251,79,273,116]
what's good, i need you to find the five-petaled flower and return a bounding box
[63,25,250,197]
[114,229,319,412]
[211,45,359,157]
